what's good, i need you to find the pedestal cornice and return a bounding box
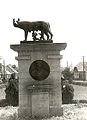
[10,42,67,52]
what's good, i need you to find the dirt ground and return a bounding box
[0,104,87,120]
[73,84,87,100]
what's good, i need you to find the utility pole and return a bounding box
[3,59,5,80]
[82,56,85,81]
[0,57,6,81]
[67,61,68,68]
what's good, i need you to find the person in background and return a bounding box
[5,73,18,106]
[62,79,74,104]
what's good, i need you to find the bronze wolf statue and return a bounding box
[13,18,53,41]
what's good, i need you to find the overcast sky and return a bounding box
[0,0,87,67]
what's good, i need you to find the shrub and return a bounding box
[5,74,18,106]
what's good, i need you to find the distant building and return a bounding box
[73,62,87,81]
[73,67,79,80]
[0,64,18,80]
[6,64,18,79]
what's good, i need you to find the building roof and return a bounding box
[75,62,87,71]
[6,64,18,74]
[0,64,18,75]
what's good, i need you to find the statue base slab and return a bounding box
[20,40,53,44]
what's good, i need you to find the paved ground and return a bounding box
[73,84,87,100]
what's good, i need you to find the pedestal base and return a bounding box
[18,106,63,120]
[10,42,66,120]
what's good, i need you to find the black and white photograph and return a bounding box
[0,0,87,120]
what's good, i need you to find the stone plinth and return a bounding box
[10,41,67,120]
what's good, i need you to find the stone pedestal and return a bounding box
[10,41,67,120]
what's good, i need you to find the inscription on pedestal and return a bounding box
[32,93,49,118]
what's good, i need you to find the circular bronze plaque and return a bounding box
[29,60,50,81]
